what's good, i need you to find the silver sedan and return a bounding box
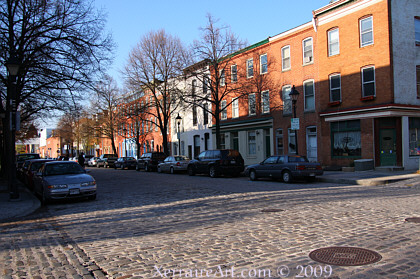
[157,156,190,174]
[33,161,97,204]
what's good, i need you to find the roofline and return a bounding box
[269,21,313,42]
[313,0,355,16]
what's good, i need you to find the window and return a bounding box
[221,100,227,120]
[248,93,256,116]
[193,104,197,126]
[248,131,256,155]
[260,54,268,74]
[281,46,291,71]
[302,38,313,64]
[304,80,315,111]
[203,103,208,125]
[219,69,225,86]
[219,133,226,149]
[362,66,375,97]
[329,74,341,102]
[282,85,292,115]
[231,65,237,83]
[417,66,420,98]
[203,75,209,94]
[288,129,296,154]
[247,59,253,78]
[409,118,420,155]
[276,129,284,155]
[232,98,239,118]
[328,28,339,56]
[360,16,373,47]
[331,120,361,157]
[261,91,270,114]
[415,17,420,45]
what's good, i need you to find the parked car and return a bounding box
[187,149,244,178]
[244,155,323,183]
[157,156,190,174]
[16,153,40,169]
[97,154,118,168]
[84,155,94,165]
[136,152,166,172]
[33,161,96,204]
[87,157,99,167]
[24,159,54,190]
[114,157,137,170]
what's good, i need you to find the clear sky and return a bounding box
[93,0,331,87]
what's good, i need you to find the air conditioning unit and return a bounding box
[304,56,312,63]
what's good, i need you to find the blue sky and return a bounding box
[94,0,330,87]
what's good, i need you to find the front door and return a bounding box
[306,127,317,162]
[380,128,397,166]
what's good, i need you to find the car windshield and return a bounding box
[31,162,46,171]
[288,156,309,162]
[17,154,40,161]
[44,163,85,176]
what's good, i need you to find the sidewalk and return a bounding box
[0,170,418,223]
[0,179,41,223]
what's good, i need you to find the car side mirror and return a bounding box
[194,156,199,160]
[260,162,264,165]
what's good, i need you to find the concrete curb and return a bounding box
[317,173,419,186]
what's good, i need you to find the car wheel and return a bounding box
[209,166,217,178]
[282,170,293,183]
[157,166,162,173]
[145,164,149,172]
[188,166,195,176]
[249,170,258,181]
[170,167,175,174]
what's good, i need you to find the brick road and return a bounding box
[1,168,419,278]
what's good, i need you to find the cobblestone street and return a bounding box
[1,168,420,279]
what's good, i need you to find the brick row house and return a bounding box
[115,0,420,170]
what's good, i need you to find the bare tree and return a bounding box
[91,75,121,156]
[124,29,190,156]
[0,0,113,176]
[185,14,247,149]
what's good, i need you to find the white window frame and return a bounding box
[247,58,254,78]
[304,79,315,112]
[281,45,291,71]
[260,54,268,74]
[302,37,313,65]
[329,74,341,102]
[261,90,270,114]
[231,64,237,83]
[247,130,256,156]
[221,100,227,120]
[361,66,376,97]
[360,16,374,47]
[248,93,256,116]
[328,28,340,56]
[232,98,239,118]
[282,85,292,115]
[416,17,420,45]
[219,69,225,87]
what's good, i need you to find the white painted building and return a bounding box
[171,61,213,159]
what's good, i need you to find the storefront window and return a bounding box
[331,120,361,157]
[409,118,420,156]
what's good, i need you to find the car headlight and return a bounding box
[81,181,96,187]
[48,184,67,189]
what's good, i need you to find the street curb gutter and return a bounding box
[317,173,419,186]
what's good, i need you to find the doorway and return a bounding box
[306,126,317,162]
[379,128,396,166]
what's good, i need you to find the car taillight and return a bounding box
[296,165,306,170]
[316,165,322,170]
[176,162,180,166]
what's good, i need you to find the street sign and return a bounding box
[291,118,300,130]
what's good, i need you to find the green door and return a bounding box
[380,128,397,166]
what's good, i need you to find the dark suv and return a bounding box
[136,152,166,172]
[187,149,244,178]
